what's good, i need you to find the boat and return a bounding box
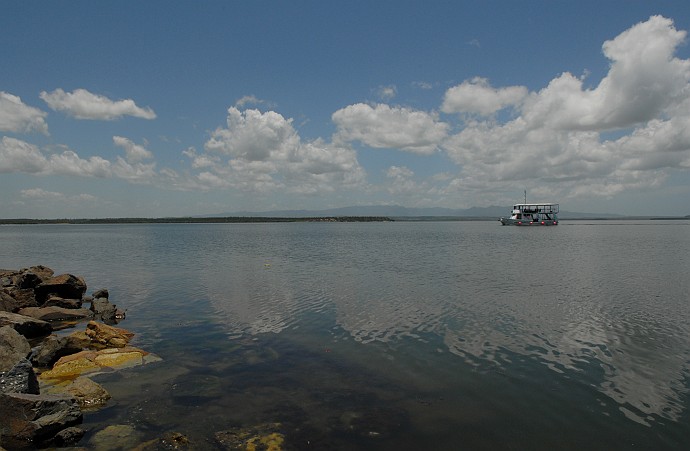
[499,202,559,226]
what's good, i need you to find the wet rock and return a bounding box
[0,358,39,394]
[133,431,191,450]
[215,423,285,451]
[85,320,134,348]
[0,311,52,338]
[0,325,31,371]
[52,426,86,447]
[31,334,84,368]
[91,297,117,324]
[35,274,87,304]
[18,306,93,322]
[43,295,83,309]
[43,376,111,409]
[89,424,143,451]
[0,392,82,448]
[39,347,160,381]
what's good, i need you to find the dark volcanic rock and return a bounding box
[0,325,32,371]
[0,311,52,338]
[0,392,83,448]
[0,358,39,395]
[52,426,86,447]
[35,274,87,304]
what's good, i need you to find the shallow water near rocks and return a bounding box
[2,220,690,449]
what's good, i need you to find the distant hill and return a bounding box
[207,205,624,219]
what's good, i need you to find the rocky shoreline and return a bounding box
[0,266,161,450]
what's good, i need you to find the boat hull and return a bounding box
[499,218,558,226]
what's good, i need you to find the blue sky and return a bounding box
[3,1,690,217]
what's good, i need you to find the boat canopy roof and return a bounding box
[512,203,559,213]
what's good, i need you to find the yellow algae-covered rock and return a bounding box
[40,347,159,383]
[94,347,145,369]
[85,320,134,348]
[39,350,100,380]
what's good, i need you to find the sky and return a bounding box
[2,1,690,218]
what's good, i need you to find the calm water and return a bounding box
[2,221,689,450]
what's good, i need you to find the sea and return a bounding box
[1,220,689,450]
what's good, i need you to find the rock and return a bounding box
[0,290,19,312]
[0,392,82,448]
[89,424,143,451]
[44,376,111,409]
[39,346,159,381]
[43,295,83,309]
[0,311,52,338]
[31,334,84,368]
[17,271,43,289]
[18,306,93,322]
[1,287,38,311]
[90,297,117,324]
[52,426,86,447]
[92,288,109,299]
[215,423,285,451]
[22,265,54,282]
[85,320,134,348]
[134,431,191,450]
[0,325,31,371]
[35,274,87,304]
[0,359,39,394]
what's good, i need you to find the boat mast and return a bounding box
[524,190,527,204]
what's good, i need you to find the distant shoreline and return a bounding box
[1,216,688,225]
[0,216,394,225]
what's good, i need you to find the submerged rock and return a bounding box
[215,423,285,451]
[89,424,143,451]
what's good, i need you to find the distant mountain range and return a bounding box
[206,205,626,219]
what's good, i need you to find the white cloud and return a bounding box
[332,103,449,155]
[21,188,66,200]
[440,15,690,204]
[0,136,49,173]
[441,77,527,116]
[113,136,154,162]
[377,85,397,101]
[197,107,366,193]
[40,88,156,120]
[235,95,265,108]
[0,92,49,134]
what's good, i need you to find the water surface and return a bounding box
[2,220,689,449]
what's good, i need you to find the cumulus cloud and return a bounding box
[377,85,397,101]
[0,92,49,134]
[332,103,449,155]
[0,136,157,183]
[40,88,156,120]
[441,15,690,203]
[113,136,154,162]
[195,107,366,193]
[441,77,527,116]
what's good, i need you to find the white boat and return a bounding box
[499,202,559,226]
